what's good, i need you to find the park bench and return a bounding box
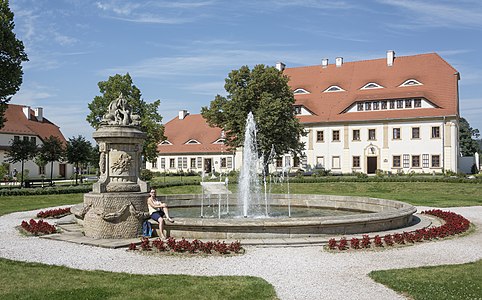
[24,179,54,188]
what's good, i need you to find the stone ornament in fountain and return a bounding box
[73,93,150,239]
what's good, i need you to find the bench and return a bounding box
[24,179,54,188]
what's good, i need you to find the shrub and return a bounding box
[140,169,154,181]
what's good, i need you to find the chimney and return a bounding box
[34,107,43,122]
[275,62,286,71]
[335,57,343,67]
[387,50,395,66]
[321,58,329,68]
[178,110,189,120]
[22,106,31,120]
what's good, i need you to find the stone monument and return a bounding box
[74,94,149,238]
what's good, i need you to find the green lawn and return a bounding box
[0,258,277,300]
[0,194,83,216]
[369,260,482,300]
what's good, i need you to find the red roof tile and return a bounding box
[159,114,232,154]
[0,104,67,143]
[285,52,459,123]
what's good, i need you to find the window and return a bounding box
[177,157,182,168]
[412,127,420,139]
[405,99,412,108]
[276,158,283,168]
[353,129,360,141]
[23,136,29,141]
[160,140,172,145]
[285,156,291,167]
[400,79,422,86]
[393,128,401,140]
[414,99,422,108]
[152,160,158,169]
[213,138,225,144]
[324,85,344,92]
[368,129,376,141]
[353,156,360,168]
[14,136,20,141]
[373,101,379,110]
[316,131,324,142]
[197,157,202,168]
[221,158,227,168]
[186,139,200,144]
[316,156,324,168]
[365,102,372,111]
[422,154,429,168]
[38,165,46,175]
[432,155,440,168]
[169,159,175,169]
[332,156,340,169]
[412,155,420,168]
[393,155,401,168]
[397,100,404,108]
[332,130,340,141]
[403,154,410,168]
[182,157,187,169]
[431,126,440,138]
[361,82,383,89]
[357,103,364,111]
[160,158,165,169]
[293,157,300,168]
[389,100,395,109]
[190,158,196,168]
[293,106,302,115]
[381,101,388,110]
[227,157,233,168]
[294,88,310,94]
[30,137,36,144]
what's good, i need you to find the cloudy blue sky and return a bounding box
[9,0,482,141]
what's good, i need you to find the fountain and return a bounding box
[160,112,417,239]
[72,94,149,239]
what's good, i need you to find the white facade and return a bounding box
[147,153,236,175]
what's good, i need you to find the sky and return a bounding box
[8,0,482,142]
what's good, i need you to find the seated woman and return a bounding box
[147,189,174,239]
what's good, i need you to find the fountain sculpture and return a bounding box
[73,94,149,239]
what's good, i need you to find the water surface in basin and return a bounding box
[170,205,370,219]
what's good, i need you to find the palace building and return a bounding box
[149,51,459,175]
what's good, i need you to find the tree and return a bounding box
[201,64,305,169]
[38,136,65,184]
[86,73,165,162]
[5,138,37,187]
[66,135,92,185]
[459,117,480,156]
[0,0,29,128]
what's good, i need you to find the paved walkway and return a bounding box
[0,206,481,300]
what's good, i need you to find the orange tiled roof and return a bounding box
[285,52,459,123]
[0,104,67,143]
[159,114,231,154]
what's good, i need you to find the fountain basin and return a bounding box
[158,194,417,239]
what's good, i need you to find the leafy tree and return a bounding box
[66,135,92,185]
[459,117,480,156]
[86,73,164,162]
[201,64,305,169]
[38,136,65,184]
[0,0,29,128]
[5,138,37,187]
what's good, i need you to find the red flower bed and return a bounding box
[37,207,71,219]
[128,237,243,255]
[327,210,471,251]
[20,219,57,235]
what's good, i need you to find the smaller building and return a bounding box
[146,110,236,174]
[0,104,73,179]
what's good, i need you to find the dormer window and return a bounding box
[324,85,344,92]
[400,79,422,87]
[213,138,225,144]
[294,106,302,115]
[361,82,383,90]
[185,139,200,144]
[293,88,310,94]
[160,140,172,145]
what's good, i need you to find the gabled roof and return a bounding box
[284,52,459,123]
[159,114,231,154]
[0,104,67,143]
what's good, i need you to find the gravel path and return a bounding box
[1,206,481,300]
